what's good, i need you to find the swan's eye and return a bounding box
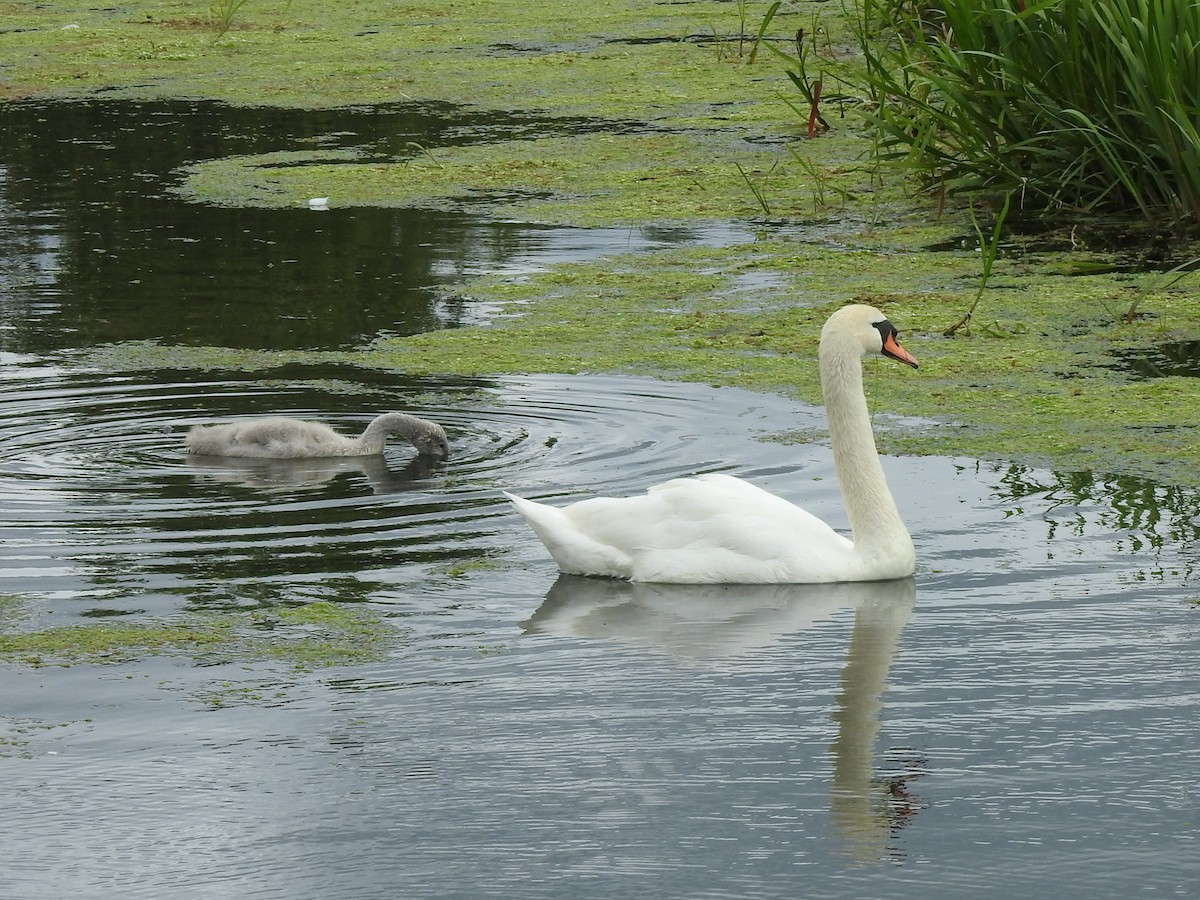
[871,319,896,344]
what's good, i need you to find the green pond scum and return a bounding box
[0,620,231,668]
[7,4,1200,486]
[0,599,399,671]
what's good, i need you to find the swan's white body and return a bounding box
[505,304,919,584]
[185,413,450,460]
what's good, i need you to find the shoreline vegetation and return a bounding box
[4,0,1200,488]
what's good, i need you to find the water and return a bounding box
[1109,340,1200,379]
[2,100,1199,899]
[0,98,746,352]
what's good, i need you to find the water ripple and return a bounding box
[0,365,826,616]
[2,366,1198,899]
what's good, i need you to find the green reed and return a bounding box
[850,0,1200,231]
[210,0,252,40]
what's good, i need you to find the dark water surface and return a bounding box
[0,98,739,352]
[1,101,1198,899]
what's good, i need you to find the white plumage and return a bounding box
[505,304,919,584]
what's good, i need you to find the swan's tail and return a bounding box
[502,492,632,578]
[503,492,566,537]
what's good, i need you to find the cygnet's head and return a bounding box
[413,421,451,460]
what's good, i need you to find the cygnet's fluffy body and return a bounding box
[185,413,450,460]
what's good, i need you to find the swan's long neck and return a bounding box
[357,413,428,453]
[819,341,911,558]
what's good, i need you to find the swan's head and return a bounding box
[413,422,452,460]
[822,304,919,369]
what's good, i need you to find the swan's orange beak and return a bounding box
[883,333,919,369]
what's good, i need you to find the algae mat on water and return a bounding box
[0,0,813,123]
[0,600,400,670]
[79,233,1200,487]
[173,132,825,226]
[8,0,1200,486]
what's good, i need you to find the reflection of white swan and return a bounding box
[185,413,450,460]
[505,305,918,583]
[525,576,922,858]
[186,452,446,493]
[524,574,911,663]
[829,578,919,862]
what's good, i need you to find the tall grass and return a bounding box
[847,0,1200,231]
[210,0,252,40]
[945,190,1013,335]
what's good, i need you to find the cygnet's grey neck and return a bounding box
[359,413,449,458]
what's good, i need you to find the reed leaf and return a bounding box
[837,0,1200,231]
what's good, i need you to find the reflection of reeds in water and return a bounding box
[829,582,924,863]
[992,462,1200,565]
[526,576,924,861]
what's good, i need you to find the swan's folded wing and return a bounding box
[561,475,855,583]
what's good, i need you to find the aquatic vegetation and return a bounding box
[194,681,290,709]
[80,340,303,373]
[845,0,1200,232]
[210,0,252,40]
[366,242,1200,484]
[736,160,778,216]
[13,0,1200,486]
[431,555,507,579]
[0,594,25,622]
[0,600,398,670]
[256,601,399,669]
[0,621,230,668]
[0,0,808,121]
[173,133,837,226]
[1122,257,1200,325]
[944,191,1013,336]
[72,229,1200,485]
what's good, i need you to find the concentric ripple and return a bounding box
[0,361,828,617]
[4,360,1200,899]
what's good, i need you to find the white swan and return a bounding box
[185,412,450,460]
[504,304,919,584]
